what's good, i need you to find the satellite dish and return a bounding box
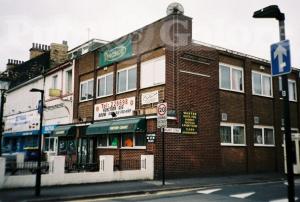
[166,2,184,15]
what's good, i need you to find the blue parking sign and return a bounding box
[270,40,291,77]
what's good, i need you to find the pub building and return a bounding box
[58,6,300,178]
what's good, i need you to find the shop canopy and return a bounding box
[52,125,76,137]
[86,117,146,135]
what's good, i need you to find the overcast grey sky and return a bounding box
[0,0,299,71]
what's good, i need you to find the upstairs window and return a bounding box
[279,77,297,101]
[252,71,272,97]
[65,69,73,94]
[80,79,93,101]
[141,56,165,88]
[219,63,243,92]
[117,66,137,93]
[97,73,113,97]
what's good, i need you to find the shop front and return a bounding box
[86,117,147,170]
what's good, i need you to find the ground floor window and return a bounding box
[220,123,245,146]
[254,126,275,146]
[58,138,76,154]
[97,133,146,148]
[44,136,58,152]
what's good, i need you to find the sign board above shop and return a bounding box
[141,91,159,105]
[181,111,198,135]
[94,97,135,120]
[99,38,133,67]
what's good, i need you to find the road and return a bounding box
[72,180,300,202]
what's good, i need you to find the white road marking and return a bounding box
[230,192,255,199]
[269,197,298,202]
[196,188,222,194]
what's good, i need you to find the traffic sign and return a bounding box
[270,40,291,77]
[164,128,181,133]
[157,102,167,128]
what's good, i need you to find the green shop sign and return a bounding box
[99,38,132,67]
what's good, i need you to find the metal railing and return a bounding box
[65,162,99,173]
[114,159,141,171]
[5,161,52,176]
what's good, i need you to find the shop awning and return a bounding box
[52,125,76,137]
[86,121,111,135]
[86,117,146,135]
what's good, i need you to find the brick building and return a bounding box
[54,12,299,178]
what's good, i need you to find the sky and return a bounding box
[0,0,299,71]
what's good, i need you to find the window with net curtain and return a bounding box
[219,64,243,92]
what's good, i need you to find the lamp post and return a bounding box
[0,80,9,157]
[30,88,44,197]
[253,5,295,202]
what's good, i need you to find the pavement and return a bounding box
[0,173,287,202]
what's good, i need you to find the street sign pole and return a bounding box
[162,127,165,186]
[279,19,295,202]
[157,102,167,186]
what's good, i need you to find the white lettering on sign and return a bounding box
[141,91,159,105]
[164,128,181,133]
[94,97,135,120]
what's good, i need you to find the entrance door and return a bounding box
[284,133,300,174]
[78,137,94,164]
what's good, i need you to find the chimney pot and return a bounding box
[39,44,42,50]
[32,43,34,48]
[62,40,68,45]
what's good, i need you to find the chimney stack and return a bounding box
[49,40,68,68]
[29,42,49,59]
[6,59,24,70]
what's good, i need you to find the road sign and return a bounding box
[164,128,181,133]
[146,134,156,143]
[270,40,291,77]
[157,102,167,128]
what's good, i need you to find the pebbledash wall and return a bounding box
[71,13,300,179]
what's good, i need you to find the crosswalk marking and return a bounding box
[230,192,255,199]
[196,188,222,194]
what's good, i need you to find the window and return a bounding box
[279,78,297,101]
[220,123,245,145]
[141,56,166,88]
[80,79,93,101]
[52,75,58,89]
[97,134,118,148]
[117,66,137,93]
[65,69,73,94]
[254,126,275,146]
[252,72,272,97]
[97,73,113,97]
[44,137,58,152]
[219,63,243,92]
[97,133,146,148]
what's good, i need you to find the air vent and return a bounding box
[221,113,227,121]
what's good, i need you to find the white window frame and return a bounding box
[279,78,298,102]
[253,125,275,147]
[96,72,113,98]
[64,67,73,94]
[121,133,146,149]
[219,63,244,93]
[116,65,137,94]
[79,79,94,102]
[252,71,273,98]
[140,56,166,89]
[44,137,58,152]
[96,135,118,149]
[220,122,246,146]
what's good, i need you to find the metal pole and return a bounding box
[35,91,44,196]
[279,19,295,202]
[0,91,5,157]
[162,127,165,186]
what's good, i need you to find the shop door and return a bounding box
[78,138,94,164]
